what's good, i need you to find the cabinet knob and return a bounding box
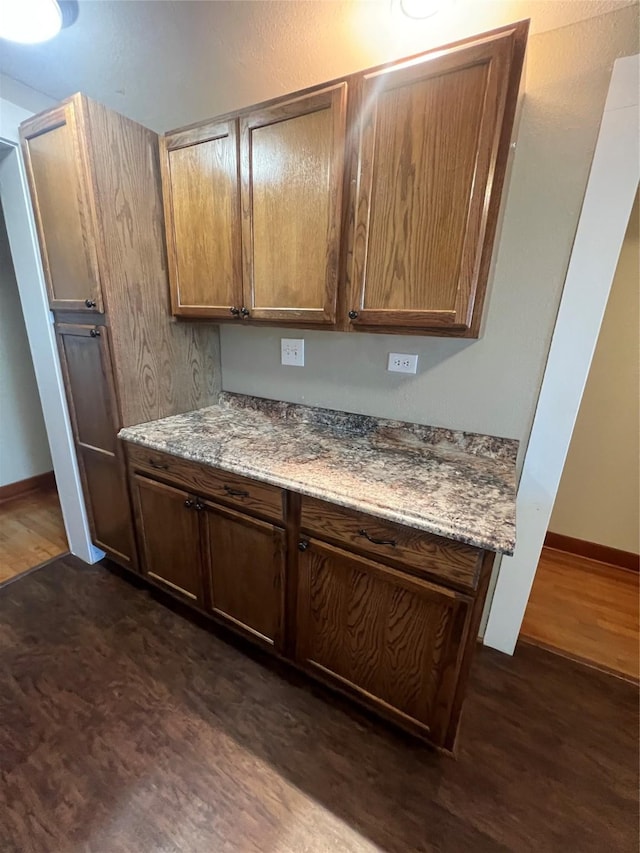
[298,540,310,552]
[89,328,101,337]
[229,306,240,316]
[184,499,194,509]
[240,307,250,318]
[195,501,204,511]
[85,298,97,308]
[348,310,358,320]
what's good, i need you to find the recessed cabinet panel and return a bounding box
[202,503,285,647]
[80,447,136,566]
[348,30,519,334]
[241,84,347,324]
[296,540,470,737]
[161,121,243,317]
[133,475,203,601]
[56,324,118,453]
[21,101,102,312]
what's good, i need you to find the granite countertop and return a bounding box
[118,393,518,554]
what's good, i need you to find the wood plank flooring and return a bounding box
[0,487,68,584]
[1,555,637,852]
[520,546,639,681]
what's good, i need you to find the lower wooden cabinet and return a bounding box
[132,475,203,602]
[201,502,285,648]
[295,539,471,741]
[131,474,286,648]
[124,445,493,751]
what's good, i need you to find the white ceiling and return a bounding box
[0,0,635,131]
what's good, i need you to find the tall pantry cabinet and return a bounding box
[20,94,219,569]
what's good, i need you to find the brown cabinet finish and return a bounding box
[56,323,136,568]
[160,120,243,318]
[132,475,204,602]
[296,539,471,742]
[240,84,347,324]
[347,25,525,335]
[202,502,285,648]
[126,443,284,523]
[300,496,483,591]
[21,99,103,312]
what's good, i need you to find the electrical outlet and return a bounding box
[387,352,418,374]
[281,338,304,367]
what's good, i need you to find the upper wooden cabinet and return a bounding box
[160,119,243,318]
[346,27,523,335]
[161,84,347,324]
[160,21,527,336]
[21,100,103,313]
[240,85,347,324]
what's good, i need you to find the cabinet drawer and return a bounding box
[300,496,483,591]
[125,443,284,522]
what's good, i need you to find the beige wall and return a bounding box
[549,193,639,554]
[220,4,639,454]
[0,202,52,487]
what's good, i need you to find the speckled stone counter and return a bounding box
[119,393,518,554]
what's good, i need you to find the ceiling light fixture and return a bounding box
[399,0,442,19]
[0,0,78,44]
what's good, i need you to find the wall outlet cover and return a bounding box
[387,352,418,374]
[281,338,305,367]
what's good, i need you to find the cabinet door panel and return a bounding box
[80,447,136,566]
[296,540,470,741]
[161,120,243,318]
[202,502,285,648]
[132,476,203,601]
[241,84,347,324]
[348,32,516,333]
[56,324,119,452]
[20,100,103,312]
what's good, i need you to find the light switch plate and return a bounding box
[388,352,418,374]
[281,338,305,367]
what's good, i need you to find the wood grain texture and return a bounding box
[55,322,136,569]
[0,472,55,504]
[20,100,103,312]
[0,488,67,583]
[520,547,639,682]
[300,496,483,591]
[79,447,137,568]
[240,84,347,324]
[83,97,220,426]
[202,501,285,649]
[131,474,203,602]
[161,119,243,317]
[347,25,524,336]
[296,539,470,743]
[1,555,637,853]
[545,532,639,573]
[55,324,119,453]
[126,442,284,522]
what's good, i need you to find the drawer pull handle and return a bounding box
[359,528,397,547]
[149,460,169,470]
[224,485,249,498]
[184,499,194,509]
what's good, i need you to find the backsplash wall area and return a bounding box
[220,7,639,452]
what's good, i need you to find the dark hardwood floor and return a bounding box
[1,556,637,853]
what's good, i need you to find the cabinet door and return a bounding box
[160,120,243,318]
[347,29,519,335]
[296,539,471,743]
[240,84,347,324]
[202,502,285,649]
[55,323,136,569]
[20,97,103,313]
[132,475,204,602]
